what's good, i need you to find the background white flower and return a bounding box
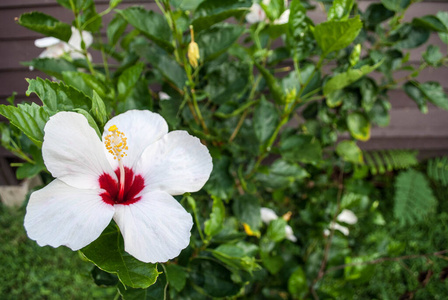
[324,209,358,237]
[24,110,213,263]
[260,207,297,242]
[246,0,290,25]
[34,27,93,60]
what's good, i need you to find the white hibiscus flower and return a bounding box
[260,207,297,242]
[24,110,213,263]
[34,27,93,60]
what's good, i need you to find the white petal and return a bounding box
[333,223,350,236]
[35,37,61,48]
[246,4,265,23]
[274,9,290,25]
[285,225,297,242]
[113,190,193,263]
[136,131,212,195]
[158,92,171,101]
[24,179,115,250]
[260,207,278,224]
[337,209,358,225]
[38,43,66,59]
[103,110,168,170]
[43,112,116,189]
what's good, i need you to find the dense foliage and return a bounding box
[1,0,448,298]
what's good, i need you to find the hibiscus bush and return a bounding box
[2,0,448,298]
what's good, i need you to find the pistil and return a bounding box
[104,125,128,201]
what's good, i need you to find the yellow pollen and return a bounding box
[104,124,128,161]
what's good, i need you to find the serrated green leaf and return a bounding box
[423,45,443,66]
[192,0,250,32]
[328,0,354,21]
[254,61,285,104]
[280,134,322,164]
[23,58,77,80]
[266,218,287,242]
[347,112,371,141]
[313,16,362,56]
[16,146,46,180]
[256,159,309,189]
[165,264,186,292]
[91,90,107,127]
[117,268,166,300]
[413,15,448,33]
[288,266,307,297]
[0,103,49,147]
[205,196,225,237]
[107,14,127,46]
[253,97,278,144]
[117,7,173,52]
[80,223,159,289]
[196,24,244,61]
[380,0,410,12]
[418,81,448,111]
[232,194,261,230]
[323,61,382,96]
[403,81,428,114]
[118,63,145,101]
[336,140,363,164]
[18,12,71,42]
[211,244,260,274]
[26,77,91,113]
[62,71,108,99]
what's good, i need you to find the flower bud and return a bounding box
[188,26,200,68]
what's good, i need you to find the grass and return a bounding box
[0,203,116,299]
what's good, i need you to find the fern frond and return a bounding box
[427,156,448,186]
[363,150,418,175]
[394,169,437,226]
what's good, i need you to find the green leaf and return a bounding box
[0,103,49,147]
[349,43,361,66]
[91,90,107,127]
[437,11,448,44]
[261,251,284,274]
[134,44,187,90]
[73,109,102,138]
[289,0,309,40]
[256,159,309,189]
[427,156,448,186]
[107,14,128,46]
[117,7,173,52]
[261,0,285,21]
[368,99,390,127]
[254,61,285,104]
[394,169,437,226]
[364,3,394,29]
[403,81,428,114]
[253,97,278,144]
[205,61,250,104]
[80,223,159,289]
[17,12,71,42]
[280,134,322,164]
[323,61,382,96]
[192,0,250,32]
[360,77,378,112]
[204,196,225,237]
[23,58,77,80]
[56,0,93,11]
[62,71,108,99]
[344,255,376,283]
[110,0,122,8]
[380,0,410,12]
[118,63,145,101]
[91,266,119,287]
[391,24,430,49]
[211,244,260,274]
[190,258,241,297]
[266,218,287,242]
[328,0,355,21]
[16,146,46,179]
[418,81,448,111]
[118,269,167,300]
[232,194,261,230]
[204,155,235,199]
[288,266,307,297]
[413,15,448,33]
[170,0,204,10]
[313,16,362,56]
[347,112,371,141]
[423,45,443,66]
[26,77,91,113]
[196,24,244,61]
[336,140,363,164]
[164,264,186,292]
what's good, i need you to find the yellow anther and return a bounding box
[104,124,128,161]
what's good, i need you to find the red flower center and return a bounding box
[99,167,144,206]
